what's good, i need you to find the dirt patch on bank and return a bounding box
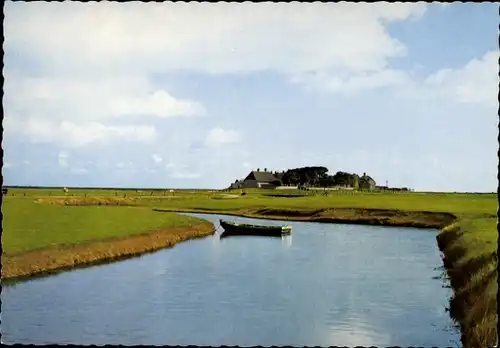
[255,208,324,217]
[2,220,214,281]
[211,194,240,199]
[35,197,137,206]
[252,207,456,229]
[263,194,307,198]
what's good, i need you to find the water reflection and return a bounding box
[282,234,292,247]
[1,213,459,346]
[325,318,390,347]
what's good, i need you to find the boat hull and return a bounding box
[219,219,292,237]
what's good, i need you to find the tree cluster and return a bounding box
[280,167,361,187]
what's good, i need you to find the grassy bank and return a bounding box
[1,188,497,347]
[1,197,215,280]
[436,218,498,347]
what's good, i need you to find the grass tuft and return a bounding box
[436,223,463,250]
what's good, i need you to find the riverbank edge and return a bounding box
[1,220,215,282]
[436,221,498,348]
[154,207,457,229]
[156,206,496,348]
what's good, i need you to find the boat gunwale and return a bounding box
[220,219,291,231]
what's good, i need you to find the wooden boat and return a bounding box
[219,219,292,237]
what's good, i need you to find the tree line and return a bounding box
[279,166,364,187]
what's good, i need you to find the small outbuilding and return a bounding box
[359,173,376,190]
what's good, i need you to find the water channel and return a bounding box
[1,213,460,346]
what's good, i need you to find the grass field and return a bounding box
[2,198,209,254]
[1,194,215,280]
[1,186,497,347]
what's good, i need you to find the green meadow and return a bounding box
[2,197,206,254]
[1,186,497,348]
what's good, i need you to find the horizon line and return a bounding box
[1,185,496,194]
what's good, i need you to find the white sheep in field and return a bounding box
[63,187,69,193]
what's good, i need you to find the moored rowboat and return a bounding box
[219,219,292,237]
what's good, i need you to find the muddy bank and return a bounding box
[256,207,457,228]
[1,220,215,282]
[154,207,457,229]
[436,224,498,348]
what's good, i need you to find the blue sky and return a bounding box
[3,2,498,191]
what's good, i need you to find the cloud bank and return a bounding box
[3,2,496,191]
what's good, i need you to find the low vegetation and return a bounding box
[2,220,214,281]
[436,217,498,347]
[1,186,497,347]
[2,197,215,280]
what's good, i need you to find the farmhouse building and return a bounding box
[230,170,283,189]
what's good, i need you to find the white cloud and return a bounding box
[116,161,134,169]
[163,159,201,179]
[242,162,252,169]
[109,90,205,118]
[4,74,204,122]
[70,167,89,175]
[7,118,157,148]
[169,171,201,179]
[5,2,493,192]
[205,127,241,147]
[165,160,176,170]
[152,154,163,164]
[164,163,199,179]
[4,2,426,75]
[294,50,498,108]
[58,151,69,168]
[3,2,429,149]
[2,73,202,146]
[422,50,498,107]
[292,69,411,95]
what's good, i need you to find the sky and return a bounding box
[3,2,498,192]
